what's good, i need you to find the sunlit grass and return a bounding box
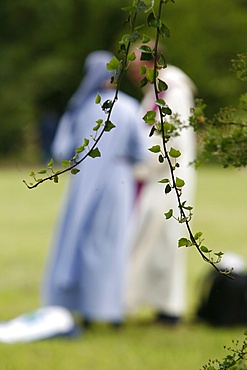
[0,163,247,370]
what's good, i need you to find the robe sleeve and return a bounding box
[51,112,76,161]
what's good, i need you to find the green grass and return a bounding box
[0,164,247,370]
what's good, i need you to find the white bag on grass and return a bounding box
[0,306,77,343]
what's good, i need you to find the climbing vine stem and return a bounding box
[23,0,232,276]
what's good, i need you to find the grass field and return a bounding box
[0,163,247,370]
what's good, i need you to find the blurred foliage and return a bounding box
[191,53,247,168]
[162,0,247,114]
[0,0,246,158]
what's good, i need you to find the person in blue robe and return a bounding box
[41,50,147,326]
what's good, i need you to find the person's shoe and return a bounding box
[155,312,180,325]
[82,318,92,329]
[110,321,123,330]
[81,318,123,330]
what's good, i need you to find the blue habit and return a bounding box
[41,51,147,322]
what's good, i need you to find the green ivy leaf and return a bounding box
[136,0,153,13]
[95,93,101,104]
[148,69,156,83]
[89,148,101,158]
[102,100,113,113]
[140,76,149,87]
[138,45,152,54]
[62,160,71,167]
[149,125,156,137]
[158,53,167,68]
[158,178,169,184]
[148,12,161,28]
[139,45,153,61]
[147,68,158,83]
[119,34,130,44]
[158,79,168,92]
[71,168,80,175]
[165,183,172,194]
[201,245,212,253]
[175,177,185,187]
[169,147,181,158]
[142,34,151,43]
[158,154,164,163]
[162,106,172,115]
[83,138,89,147]
[76,145,85,153]
[164,209,173,219]
[148,144,161,153]
[38,169,47,174]
[141,52,153,61]
[106,57,120,71]
[194,232,203,240]
[182,201,193,210]
[159,23,171,38]
[134,24,145,32]
[127,52,136,61]
[121,5,133,11]
[105,120,116,132]
[163,121,174,132]
[47,159,54,167]
[179,216,188,224]
[93,119,103,131]
[140,65,147,75]
[129,31,142,43]
[53,175,59,183]
[155,98,166,108]
[178,238,191,247]
[143,110,156,125]
[155,100,172,115]
[214,251,224,258]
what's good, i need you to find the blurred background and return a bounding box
[0,2,246,367]
[0,0,246,162]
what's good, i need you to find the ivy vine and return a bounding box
[23,0,237,275]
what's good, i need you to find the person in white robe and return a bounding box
[41,50,147,326]
[125,46,197,324]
